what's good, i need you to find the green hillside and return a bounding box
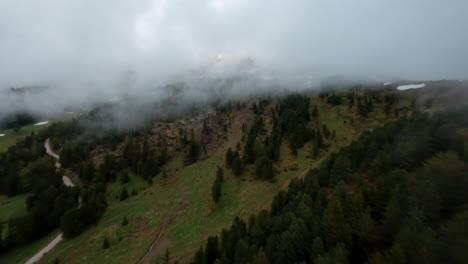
[1,84,467,264]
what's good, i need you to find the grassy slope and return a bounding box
[0,194,28,223]
[5,94,399,264]
[0,123,50,152]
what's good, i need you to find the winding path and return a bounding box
[24,139,75,264]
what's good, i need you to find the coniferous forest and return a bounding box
[1,86,468,264]
[193,107,468,264]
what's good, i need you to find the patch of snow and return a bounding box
[396,84,426,91]
[62,176,74,187]
[0,134,5,137]
[384,82,393,85]
[34,121,49,126]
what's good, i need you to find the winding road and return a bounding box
[24,139,76,264]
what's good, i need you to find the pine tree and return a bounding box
[122,216,128,226]
[216,167,224,182]
[322,197,350,247]
[163,249,170,264]
[119,171,130,183]
[102,237,109,249]
[211,179,222,203]
[205,236,219,264]
[312,139,319,157]
[311,237,325,261]
[226,148,234,167]
[330,156,352,185]
[120,187,129,201]
[193,247,205,264]
[312,106,319,119]
[255,155,274,180]
[253,248,269,264]
[231,156,242,177]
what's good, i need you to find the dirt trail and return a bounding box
[135,200,181,264]
[24,139,76,264]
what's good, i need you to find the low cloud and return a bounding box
[1,0,467,126]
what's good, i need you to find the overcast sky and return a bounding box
[1,0,468,90]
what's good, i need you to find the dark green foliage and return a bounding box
[277,94,311,154]
[424,98,433,109]
[329,156,351,185]
[122,216,128,226]
[243,118,265,164]
[120,187,129,201]
[61,208,85,238]
[231,155,243,177]
[61,185,107,238]
[163,249,170,264]
[205,236,219,263]
[194,247,204,264]
[99,154,118,181]
[311,237,325,261]
[322,197,350,247]
[0,112,36,130]
[312,105,319,119]
[348,93,355,109]
[216,167,224,182]
[255,155,274,180]
[192,107,468,264]
[0,116,125,250]
[119,171,130,183]
[211,178,222,203]
[102,237,109,249]
[326,93,343,106]
[253,248,269,264]
[186,139,201,164]
[226,148,234,167]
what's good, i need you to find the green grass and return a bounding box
[0,194,28,223]
[37,171,173,264]
[0,123,50,152]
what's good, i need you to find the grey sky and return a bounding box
[1,0,468,90]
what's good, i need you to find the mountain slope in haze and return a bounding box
[0,82,467,264]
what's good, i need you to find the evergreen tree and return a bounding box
[255,155,274,180]
[119,170,130,183]
[311,237,325,261]
[163,249,170,264]
[330,156,352,185]
[120,187,129,201]
[226,148,234,167]
[231,156,243,177]
[322,197,350,247]
[194,247,205,264]
[102,237,109,249]
[216,167,224,183]
[312,106,319,119]
[205,235,219,264]
[61,208,84,238]
[253,248,269,264]
[186,140,201,164]
[211,179,222,203]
